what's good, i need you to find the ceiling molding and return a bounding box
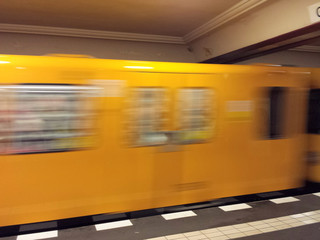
[202,23,320,64]
[0,1,268,45]
[183,0,268,43]
[0,23,185,44]
[289,45,320,53]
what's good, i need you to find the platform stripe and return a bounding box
[313,192,320,197]
[146,210,320,240]
[218,203,252,212]
[161,210,197,220]
[269,197,300,204]
[16,230,58,240]
[95,219,133,231]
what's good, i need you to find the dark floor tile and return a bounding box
[19,221,58,234]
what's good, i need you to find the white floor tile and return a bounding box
[187,234,207,240]
[220,228,240,235]
[268,221,284,227]
[260,227,276,233]
[226,232,246,238]
[311,216,320,221]
[253,223,272,229]
[290,214,305,218]
[161,210,196,220]
[269,197,300,204]
[276,216,292,221]
[17,230,58,240]
[303,211,318,216]
[147,208,320,240]
[183,231,202,237]
[274,224,291,230]
[238,226,256,232]
[243,229,262,236]
[208,236,229,240]
[288,222,305,227]
[281,219,300,224]
[217,226,235,231]
[205,231,225,238]
[263,218,279,224]
[95,219,132,231]
[201,228,220,234]
[166,233,185,239]
[233,223,250,229]
[302,219,318,224]
[145,237,167,240]
[219,203,252,212]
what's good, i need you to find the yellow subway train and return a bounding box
[0,54,319,227]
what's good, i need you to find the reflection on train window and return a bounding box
[261,87,286,139]
[0,85,97,154]
[127,87,168,147]
[177,88,214,143]
[308,89,320,134]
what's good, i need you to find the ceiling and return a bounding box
[0,0,271,44]
[0,0,319,55]
[0,0,240,36]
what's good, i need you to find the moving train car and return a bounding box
[0,54,312,227]
[307,68,320,183]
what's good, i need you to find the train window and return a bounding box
[177,88,214,144]
[126,87,168,147]
[269,87,286,138]
[0,88,10,154]
[307,89,320,134]
[0,85,97,154]
[260,87,286,139]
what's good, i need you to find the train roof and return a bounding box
[0,54,312,75]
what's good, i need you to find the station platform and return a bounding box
[1,189,320,240]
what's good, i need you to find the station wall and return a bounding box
[0,32,195,62]
[1,33,319,68]
[237,50,320,68]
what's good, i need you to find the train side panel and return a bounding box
[0,55,311,227]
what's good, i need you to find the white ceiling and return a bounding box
[0,0,240,36]
[0,0,319,54]
[0,0,268,44]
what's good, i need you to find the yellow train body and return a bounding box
[0,54,312,227]
[307,68,320,183]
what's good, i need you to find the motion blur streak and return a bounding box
[0,54,319,228]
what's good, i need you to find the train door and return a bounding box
[307,69,320,183]
[177,74,217,203]
[122,72,219,208]
[123,72,185,209]
[251,69,309,193]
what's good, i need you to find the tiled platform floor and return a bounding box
[2,192,320,240]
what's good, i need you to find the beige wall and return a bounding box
[1,0,319,65]
[236,50,320,68]
[190,0,320,62]
[1,33,319,68]
[0,33,195,62]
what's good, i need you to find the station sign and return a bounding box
[308,2,320,23]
